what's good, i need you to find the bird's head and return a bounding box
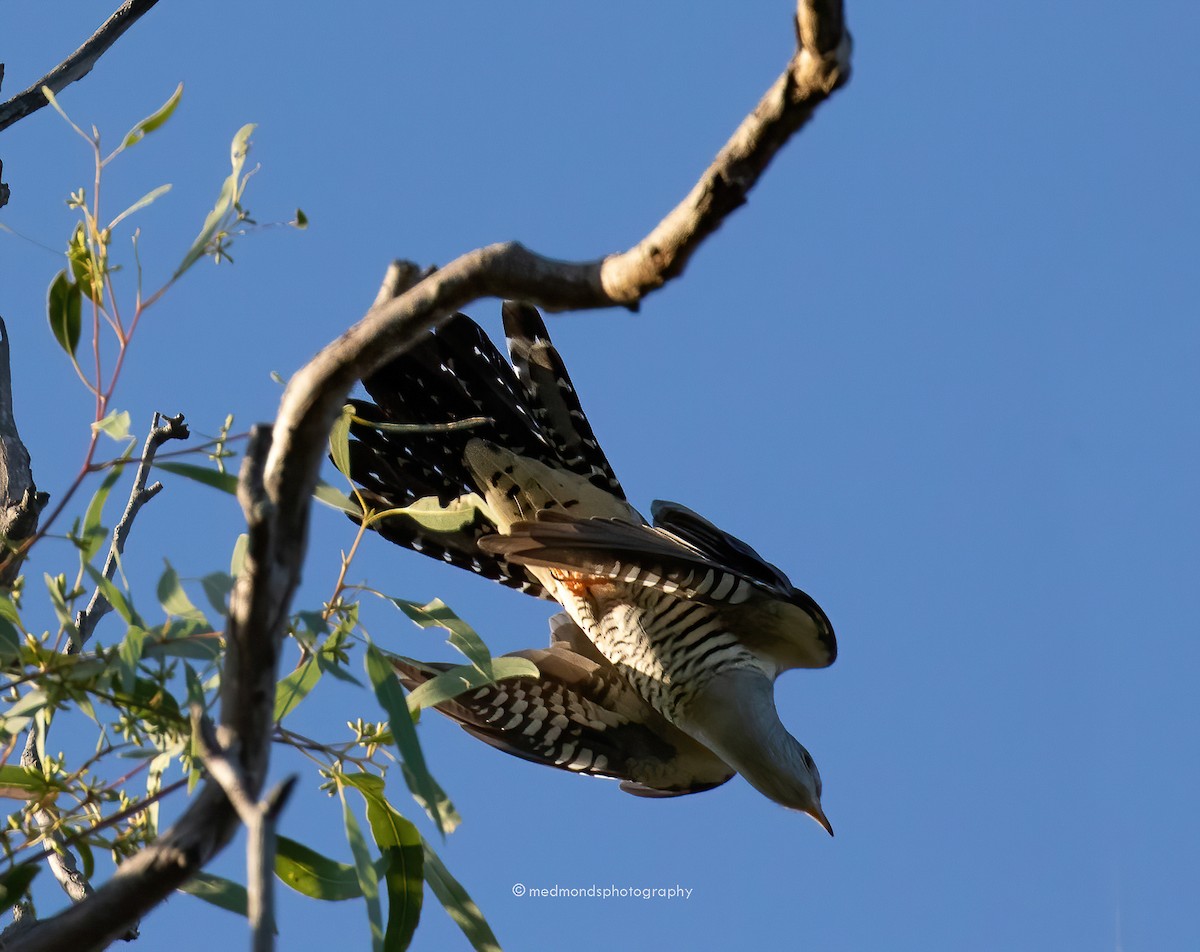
[684,668,833,835]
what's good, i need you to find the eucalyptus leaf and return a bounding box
[156,561,205,619]
[157,461,238,495]
[81,448,132,562]
[274,655,321,722]
[91,409,132,442]
[119,83,183,151]
[0,864,40,906]
[108,183,172,231]
[364,643,450,837]
[330,405,354,478]
[314,480,361,516]
[47,270,82,358]
[422,842,501,952]
[340,773,424,951]
[339,784,383,952]
[402,656,538,715]
[387,598,493,672]
[275,835,362,901]
[179,872,249,917]
[175,123,255,277]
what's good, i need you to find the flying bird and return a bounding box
[346,303,836,833]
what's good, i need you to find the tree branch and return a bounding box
[0,319,49,588]
[193,710,295,952]
[75,412,189,649]
[3,3,851,947]
[0,1,163,135]
[7,413,186,941]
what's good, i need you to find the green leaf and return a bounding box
[388,598,495,673]
[275,836,362,901]
[0,691,48,743]
[339,785,383,952]
[330,405,353,478]
[399,764,461,836]
[143,621,221,662]
[108,183,172,231]
[0,595,23,627]
[47,269,82,358]
[91,409,132,442]
[374,495,485,535]
[0,596,21,661]
[84,563,142,627]
[81,450,131,562]
[200,571,235,617]
[273,655,321,722]
[0,617,20,662]
[364,643,450,837]
[43,572,77,635]
[230,533,248,576]
[116,625,147,693]
[157,461,239,495]
[175,123,256,278]
[314,479,361,516]
[179,872,249,917]
[341,773,424,952]
[0,764,44,799]
[422,842,501,952]
[0,863,40,906]
[402,657,538,715]
[156,561,204,620]
[119,83,183,151]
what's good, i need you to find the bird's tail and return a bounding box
[346,303,624,596]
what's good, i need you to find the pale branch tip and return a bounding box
[4,3,851,948]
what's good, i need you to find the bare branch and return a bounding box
[4,3,850,947]
[75,412,190,649]
[193,711,296,952]
[0,1,163,134]
[0,319,49,588]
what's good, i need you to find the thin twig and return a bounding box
[193,710,295,952]
[0,1,163,134]
[74,411,190,650]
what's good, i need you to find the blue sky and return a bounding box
[2,1,1197,949]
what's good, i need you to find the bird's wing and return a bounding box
[650,500,793,592]
[479,510,772,607]
[391,641,733,797]
[480,510,837,669]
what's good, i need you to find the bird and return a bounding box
[346,302,837,833]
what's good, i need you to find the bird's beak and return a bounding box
[808,803,834,837]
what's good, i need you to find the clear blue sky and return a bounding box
[2,2,1197,949]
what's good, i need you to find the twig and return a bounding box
[193,710,295,952]
[74,411,189,650]
[5,4,851,947]
[0,1,163,134]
